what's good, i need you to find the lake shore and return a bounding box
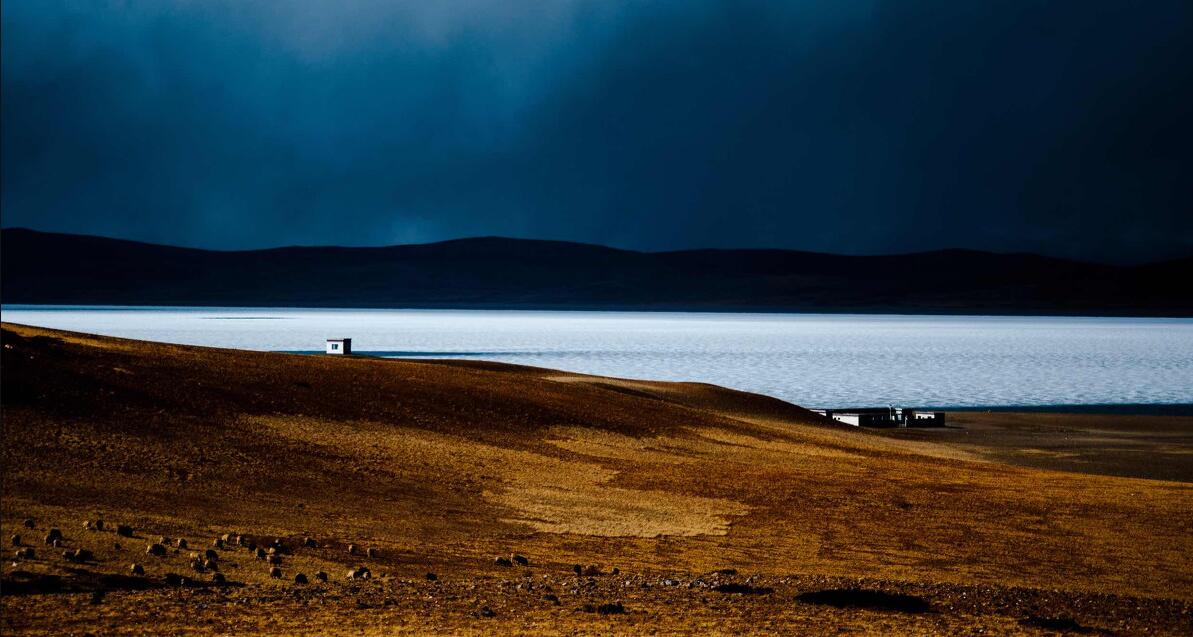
[2,323,1191,635]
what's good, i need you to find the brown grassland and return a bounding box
[1,323,1191,635]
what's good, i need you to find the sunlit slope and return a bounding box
[2,323,1190,600]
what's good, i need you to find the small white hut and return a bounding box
[325,338,352,355]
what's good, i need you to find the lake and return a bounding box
[3,305,1192,409]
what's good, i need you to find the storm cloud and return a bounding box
[3,1,1191,262]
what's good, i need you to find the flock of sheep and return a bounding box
[11,517,391,587]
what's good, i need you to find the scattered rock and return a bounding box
[661,578,680,587]
[315,571,328,582]
[130,563,144,575]
[543,593,560,605]
[425,572,438,581]
[494,557,513,567]
[90,590,106,605]
[269,566,282,579]
[113,542,122,551]
[164,573,185,586]
[512,554,529,566]
[479,606,496,618]
[1020,616,1096,633]
[711,583,773,595]
[294,573,309,585]
[44,528,63,545]
[581,565,602,577]
[116,524,134,538]
[23,519,35,529]
[147,543,167,557]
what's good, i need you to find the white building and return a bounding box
[325,338,352,355]
[810,407,945,428]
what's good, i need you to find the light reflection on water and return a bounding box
[4,305,1192,409]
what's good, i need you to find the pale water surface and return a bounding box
[4,306,1192,409]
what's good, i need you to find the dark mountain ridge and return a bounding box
[2,228,1189,315]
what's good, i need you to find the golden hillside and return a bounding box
[2,323,1190,635]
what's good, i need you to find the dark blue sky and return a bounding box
[3,1,1191,262]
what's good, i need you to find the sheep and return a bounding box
[212,572,226,584]
[65,548,93,562]
[10,534,20,547]
[22,519,35,529]
[512,554,529,566]
[314,571,328,582]
[130,563,145,575]
[116,524,134,538]
[267,554,282,565]
[146,543,167,557]
[44,528,63,545]
[269,566,282,579]
[366,547,379,559]
[294,573,309,585]
[177,538,188,549]
[347,543,359,555]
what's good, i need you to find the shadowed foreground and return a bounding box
[2,324,1191,635]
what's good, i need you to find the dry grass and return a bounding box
[2,323,1191,635]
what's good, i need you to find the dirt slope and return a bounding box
[2,323,1191,635]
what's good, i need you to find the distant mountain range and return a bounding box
[2,228,1190,315]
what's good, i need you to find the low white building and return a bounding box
[325,338,352,355]
[810,407,945,428]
